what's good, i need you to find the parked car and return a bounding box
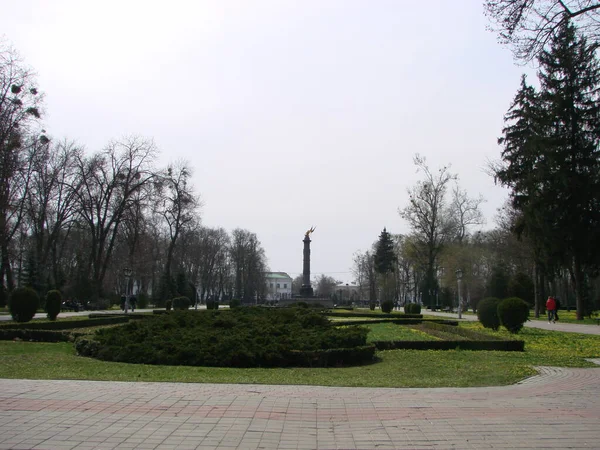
[61,300,83,312]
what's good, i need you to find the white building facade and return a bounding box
[265,272,293,300]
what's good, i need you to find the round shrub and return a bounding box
[165,299,172,311]
[229,298,241,309]
[477,297,501,331]
[172,296,191,310]
[206,299,219,310]
[369,302,376,311]
[9,287,40,323]
[405,303,421,314]
[381,299,394,313]
[498,297,530,334]
[45,290,62,321]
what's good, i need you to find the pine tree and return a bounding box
[536,20,600,319]
[496,20,600,320]
[374,228,396,275]
[374,228,397,304]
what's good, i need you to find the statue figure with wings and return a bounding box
[305,226,316,237]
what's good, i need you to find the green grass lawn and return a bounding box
[1,318,598,388]
[364,322,439,342]
[530,309,599,325]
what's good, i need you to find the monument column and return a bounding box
[300,227,315,297]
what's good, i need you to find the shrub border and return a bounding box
[0,329,82,342]
[334,318,458,326]
[0,316,129,330]
[372,340,524,351]
[326,311,423,319]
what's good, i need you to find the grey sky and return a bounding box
[2,1,535,283]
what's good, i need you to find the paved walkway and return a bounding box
[1,309,599,448]
[1,365,600,449]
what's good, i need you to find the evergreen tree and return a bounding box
[374,228,397,304]
[374,228,396,275]
[496,20,600,320]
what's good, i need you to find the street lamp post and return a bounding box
[123,267,132,313]
[455,268,463,319]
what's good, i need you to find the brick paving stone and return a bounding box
[1,364,600,449]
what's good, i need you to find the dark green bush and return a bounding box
[206,299,219,310]
[291,301,309,308]
[45,290,62,321]
[9,287,40,323]
[369,302,376,311]
[498,297,530,333]
[165,299,172,311]
[477,297,501,331]
[0,316,129,330]
[172,296,191,310]
[405,303,421,314]
[0,329,75,342]
[381,300,394,313]
[78,308,370,368]
[372,340,524,351]
[136,292,149,309]
[229,298,241,309]
[0,284,7,308]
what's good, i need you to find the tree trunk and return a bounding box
[533,261,540,318]
[572,258,585,321]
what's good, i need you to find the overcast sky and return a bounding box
[2,1,536,284]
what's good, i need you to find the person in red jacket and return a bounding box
[546,296,557,324]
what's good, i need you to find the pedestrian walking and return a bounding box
[554,297,561,321]
[546,296,557,323]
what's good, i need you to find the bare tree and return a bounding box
[153,161,200,293]
[25,139,82,291]
[191,227,230,303]
[450,184,486,244]
[484,0,600,62]
[71,136,156,299]
[313,274,340,298]
[291,273,304,295]
[0,42,43,291]
[399,155,457,307]
[229,228,268,303]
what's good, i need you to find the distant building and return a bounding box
[265,272,293,300]
[334,283,361,305]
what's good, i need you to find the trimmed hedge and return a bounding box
[334,318,457,326]
[0,316,129,330]
[172,296,191,310]
[45,290,62,321]
[405,303,422,314]
[77,308,372,368]
[0,329,80,342]
[9,287,39,323]
[420,322,508,341]
[326,311,423,319]
[498,297,530,333]
[88,313,146,320]
[381,300,394,313]
[229,298,242,309]
[477,297,502,330]
[206,299,219,310]
[372,340,524,351]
